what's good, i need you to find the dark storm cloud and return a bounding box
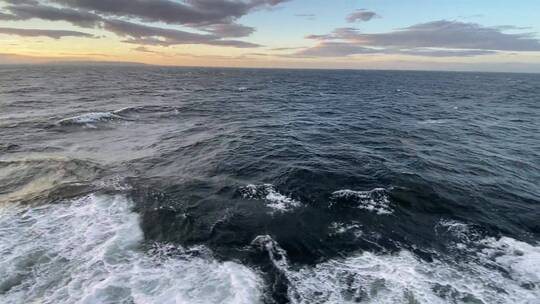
[0,26,93,38]
[296,20,540,58]
[346,9,378,23]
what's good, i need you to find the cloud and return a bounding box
[0,27,93,38]
[295,20,540,58]
[1,3,102,27]
[103,19,260,47]
[306,27,361,41]
[133,46,157,53]
[200,23,255,38]
[292,42,494,58]
[0,0,289,48]
[358,21,540,51]
[45,0,288,31]
[295,42,379,57]
[0,1,269,47]
[0,11,16,20]
[397,48,495,57]
[346,9,378,23]
[269,46,305,51]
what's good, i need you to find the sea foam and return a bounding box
[56,112,122,127]
[0,194,263,304]
[252,233,540,304]
[330,188,393,215]
[239,184,301,213]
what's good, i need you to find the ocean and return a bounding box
[1,66,539,303]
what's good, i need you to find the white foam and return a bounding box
[56,112,121,127]
[253,235,540,304]
[480,237,540,285]
[331,188,393,215]
[240,184,301,213]
[436,219,472,240]
[0,194,263,304]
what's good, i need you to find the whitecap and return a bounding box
[330,188,393,215]
[0,194,263,304]
[56,112,122,127]
[239,184,301,213]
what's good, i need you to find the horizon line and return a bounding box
[1,60,539,75]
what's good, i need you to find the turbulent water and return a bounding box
[1,66,539,304]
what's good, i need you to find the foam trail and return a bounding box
[0,194,263,304]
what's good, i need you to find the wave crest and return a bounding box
[239,184,301,213]
[56,112,123,127]
[251,233,540,304]
[330,188,393,215]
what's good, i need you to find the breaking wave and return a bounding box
[330,188,393,215]
[252,233,540,304]
[54,105,182,128]
[56,112,123,127]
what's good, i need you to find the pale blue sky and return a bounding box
[243,0,540,48]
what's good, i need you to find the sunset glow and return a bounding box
[1,0,540,72]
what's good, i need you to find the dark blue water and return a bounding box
[1,66,539,303]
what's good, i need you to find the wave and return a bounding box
[113,105,180,116]
[239,184,302,213]
[251,233,540,304]
[0,194,263,304]
[55,112,123,127]
[328,221,363,238]
[330,188,393,215]
[54,106,181,128]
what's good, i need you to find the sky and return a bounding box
[1,0,540,72]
